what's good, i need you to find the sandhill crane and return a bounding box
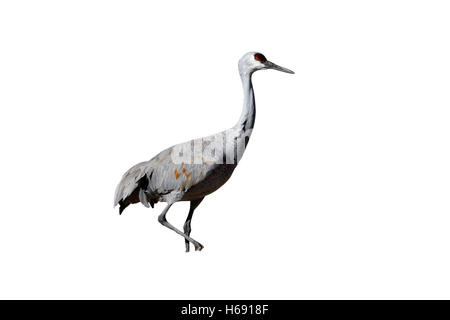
[114,52,294,251]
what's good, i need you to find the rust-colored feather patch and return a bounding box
[174,168,181,179]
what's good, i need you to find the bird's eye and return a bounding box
[254,53,267,63]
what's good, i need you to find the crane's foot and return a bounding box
[194,243,204,251]
[185,239,202,252]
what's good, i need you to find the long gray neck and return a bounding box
[234,72,255,132]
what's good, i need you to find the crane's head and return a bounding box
[238,52,294,76]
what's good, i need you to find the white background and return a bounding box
[0,1,449,299]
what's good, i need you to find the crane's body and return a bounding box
[114,52,293,251]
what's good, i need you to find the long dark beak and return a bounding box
[265,61,295,74]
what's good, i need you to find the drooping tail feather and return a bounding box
[115,162,155,214]
[118,200,129,215]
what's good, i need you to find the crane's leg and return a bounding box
[158,203,204,251]
[183,197,204,252]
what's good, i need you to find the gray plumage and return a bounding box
[114,52,294,251]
